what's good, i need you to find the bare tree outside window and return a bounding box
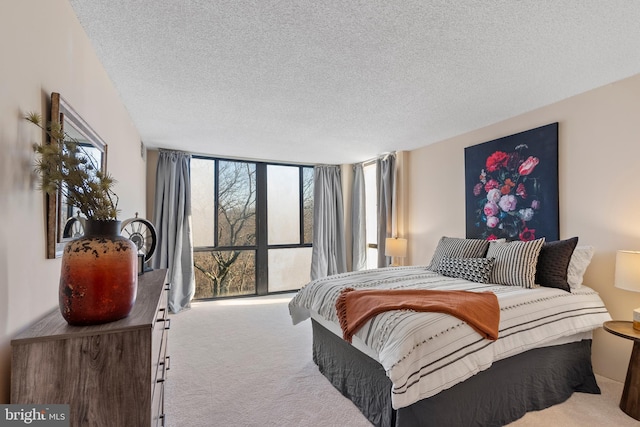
[302,167,314,244]
[194,161,256,298]
[191,159,313,299]
[194,250,255,298]
[217,161,256,246]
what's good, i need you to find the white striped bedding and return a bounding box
[289,266,611,409]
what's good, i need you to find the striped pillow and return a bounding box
[427,237,490,272]
[486,238,545,288]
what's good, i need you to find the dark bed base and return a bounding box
[311,319,601,427]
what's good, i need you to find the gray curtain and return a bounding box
[351,163,366,271]
[311,165,347,280]
[377,153,396,268]
[152,150,195,313]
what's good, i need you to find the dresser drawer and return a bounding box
[153,337,169,397]
[152,283,170,383]
[152,381,165,427]
[152,312,168,379]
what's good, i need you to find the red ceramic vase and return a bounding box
[59,219,138,325]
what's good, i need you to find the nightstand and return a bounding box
[603,320,640,420]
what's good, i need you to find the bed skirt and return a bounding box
[311,319,601,427]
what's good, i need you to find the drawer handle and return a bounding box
[159,414,166,427]
[165,355,171,371]
[164,318,171,330]
[157,308,167,322]
[157,358,167,383]
[164,283,171,291]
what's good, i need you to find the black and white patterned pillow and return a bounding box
[486,238,545,288]
[437,257,496,283]
[427,237,490,272]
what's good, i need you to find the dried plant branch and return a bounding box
[26,112,119,220]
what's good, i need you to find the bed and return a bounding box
[288,238,611,427]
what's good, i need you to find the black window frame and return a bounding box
[192,155,313,299]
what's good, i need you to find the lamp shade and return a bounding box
[614,250,640,292]
[385,237,407,258]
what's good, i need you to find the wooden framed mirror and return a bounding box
[46,92,108,258]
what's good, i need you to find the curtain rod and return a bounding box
[360,151,395,167]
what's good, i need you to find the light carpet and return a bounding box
[165,293,636,427]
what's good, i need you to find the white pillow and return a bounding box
[567,245,594,289]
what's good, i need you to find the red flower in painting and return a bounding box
[519,227,536,241]
[518,156,539,176]
[486,151,509,172]
[484,179,500,192]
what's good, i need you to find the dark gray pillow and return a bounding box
[437,257,496,283]
[535,237,579,292]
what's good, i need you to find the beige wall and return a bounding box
[407,73,640,382]
[0,0,146,402]
[146,149,159,222]
[395,151,409,253]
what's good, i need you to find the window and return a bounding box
[302,166,314,244]
[267,165,299,245]
[191,157,313,299]
[266,165,314,293]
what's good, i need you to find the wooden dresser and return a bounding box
[11,269,170,427]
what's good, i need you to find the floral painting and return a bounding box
[464,123,559,242]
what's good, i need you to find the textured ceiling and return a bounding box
[69,0,640,165]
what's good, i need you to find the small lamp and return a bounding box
[385,237,407,267]
[614,250,640,330]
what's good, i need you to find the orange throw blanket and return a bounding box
[335,288,500,343]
